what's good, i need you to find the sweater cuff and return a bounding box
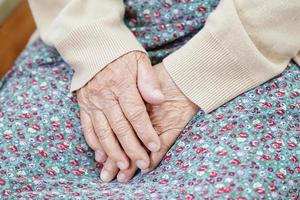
[163,0,289,113]
[54,23,146,92]
[163,29,256,113]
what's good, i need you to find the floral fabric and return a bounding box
[0,0,299,199]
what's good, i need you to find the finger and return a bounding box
[79,108,107,163]
[119,88,161,153]
[117,161,138,183]
[143,130,180,173]
[100,158,119,182]
[91,110,130,170]
[137,54,165,105]
[102,103,150,170]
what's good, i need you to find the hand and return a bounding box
[99,63,199,182]
[77,52,165,176]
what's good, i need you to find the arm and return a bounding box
[163,0,300,113]
[28,0,146,91]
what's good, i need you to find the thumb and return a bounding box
[137,55,165,104]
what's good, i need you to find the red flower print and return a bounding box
[198,6,207,12]
[0,178,5,186]
[31,124,41,131]
[265,133,275,139]
[238,132,248,138]
[8,146,18,152]
[159,179,168,184]
[57,142,70,150]
[272,141,282,149]
[132,31,139,37]
[51,121,61,127]
[275,109,285,115]
[144,13,150,19]
[287,142,297,148]
[65,120,74,128]
[176,24,184,31]
[55,133,64,140]
[3,134,13,140]
[209,171,218,177]
[268,184,277,191]
[36,135,46,142]
[2,190,11,196]
[217,185,234,193]
[230,159,241,165]
[195,147,208,154]
[260,154,271,160]
[185,194,195,200]
[176,160,183,166]
[255,188,265,194]
[152,36,160,42]
[46,169,56,176]
[263,102,273,107]
[19,113,33,119]
[235,105,245,110]
[73,168,85,176]
[70,160,79,166]
[198,165,209,171]
[289,156,298,163]
[254,124,264,129]
[271,82,278,88]
[291,91,299,97]
[276,173,286,179]
[154,11,160,17]
[159,24,167,30]
[44,95,52,100]
[216,114,224,119]
[164,3,171,8]
[192,134,202,141]
[216,150,227,156]
[249,141,259,147]
[39,151,49,158]
[75,146,85,153]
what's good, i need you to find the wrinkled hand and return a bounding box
[99,63,199,182]
[77,52,165,175]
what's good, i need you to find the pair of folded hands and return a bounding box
[77,51,199,183]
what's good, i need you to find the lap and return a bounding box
[0,40,299,199]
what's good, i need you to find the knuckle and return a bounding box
[81,125,93,136]
[113,121,131,138]
[95,127,111,142]
[127,108,145,122]
[100,89,116,101]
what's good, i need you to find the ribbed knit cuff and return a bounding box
[163,0,291,113]
[55,23,146,91]
[163,28,257,113]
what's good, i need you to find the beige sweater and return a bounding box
[28,0,300,113]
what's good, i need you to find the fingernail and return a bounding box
[148,142,160,152]
[100,170,111,182]
[136,160,148,170]
[117,172,127,183]
[117,161,128,170]
[95,149,105,162]
[141,169,151,174]
[153,89,164,99]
